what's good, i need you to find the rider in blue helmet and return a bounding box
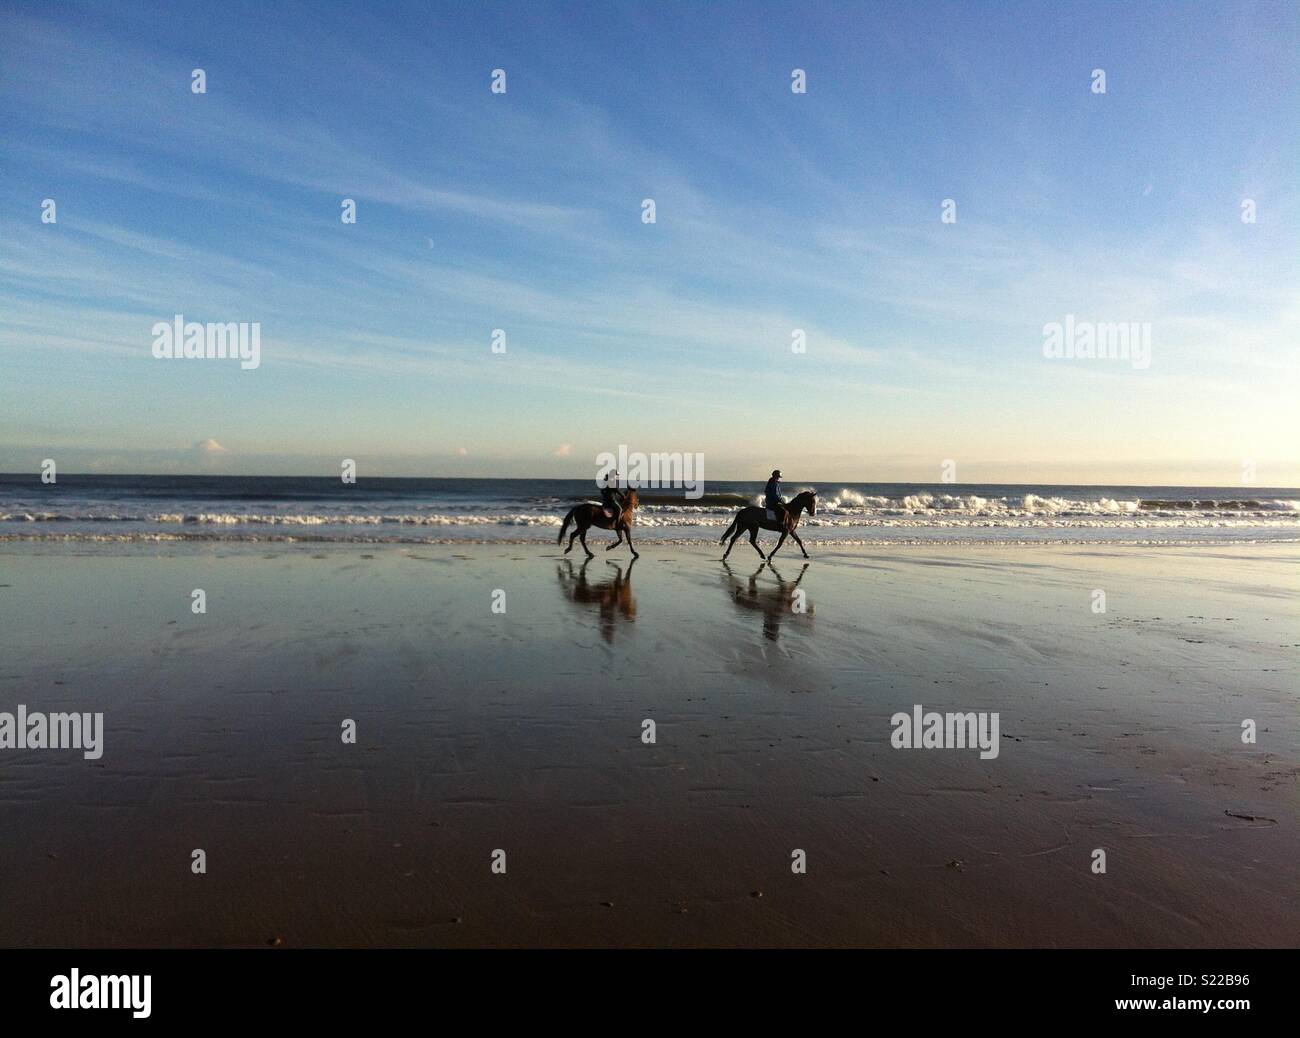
[764,469,787,526]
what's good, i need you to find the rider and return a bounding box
[600,469,626,521]
[764,469,788,526]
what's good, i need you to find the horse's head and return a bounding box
[623,488,638,510]
[797,489,817,516]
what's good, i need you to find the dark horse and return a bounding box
[719,490,816,561]
[557,488,640,559]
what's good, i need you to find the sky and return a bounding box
[0,0,1297,485]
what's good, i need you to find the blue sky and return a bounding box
[1,0,1296,484]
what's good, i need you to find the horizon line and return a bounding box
[4,472,1298,491]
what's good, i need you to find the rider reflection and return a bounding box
[557,557,637,642]
[721,560,812,642]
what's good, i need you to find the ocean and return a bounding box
[3,474,1298,546]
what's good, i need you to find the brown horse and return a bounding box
[557,488,640,559]
[719,490,816,561]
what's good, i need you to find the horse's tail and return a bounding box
[557,507,576,545]
[720,513,739,543]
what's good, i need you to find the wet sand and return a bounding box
[0,541,1296,947]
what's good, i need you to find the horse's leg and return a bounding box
[770,530,789,559]
[722,523,744,560]
[624,524,639,559]
[748,527,766,560]
[606,526,624,551]
[579,528,594,559]
[791,529,809,559]
[566,524,581,554]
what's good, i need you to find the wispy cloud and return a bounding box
[1,3,1296,481]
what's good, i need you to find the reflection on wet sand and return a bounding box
[556,558,637,641]
[721,561,812,641]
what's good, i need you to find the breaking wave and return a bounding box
[3,477,1297,545]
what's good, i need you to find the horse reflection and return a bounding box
[557,558,637,641]
[721,561,811,641]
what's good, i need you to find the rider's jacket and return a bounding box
[764,477,782,509]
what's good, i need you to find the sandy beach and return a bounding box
[1,540,1295,947]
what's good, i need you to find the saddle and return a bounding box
[766,507,792,531]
